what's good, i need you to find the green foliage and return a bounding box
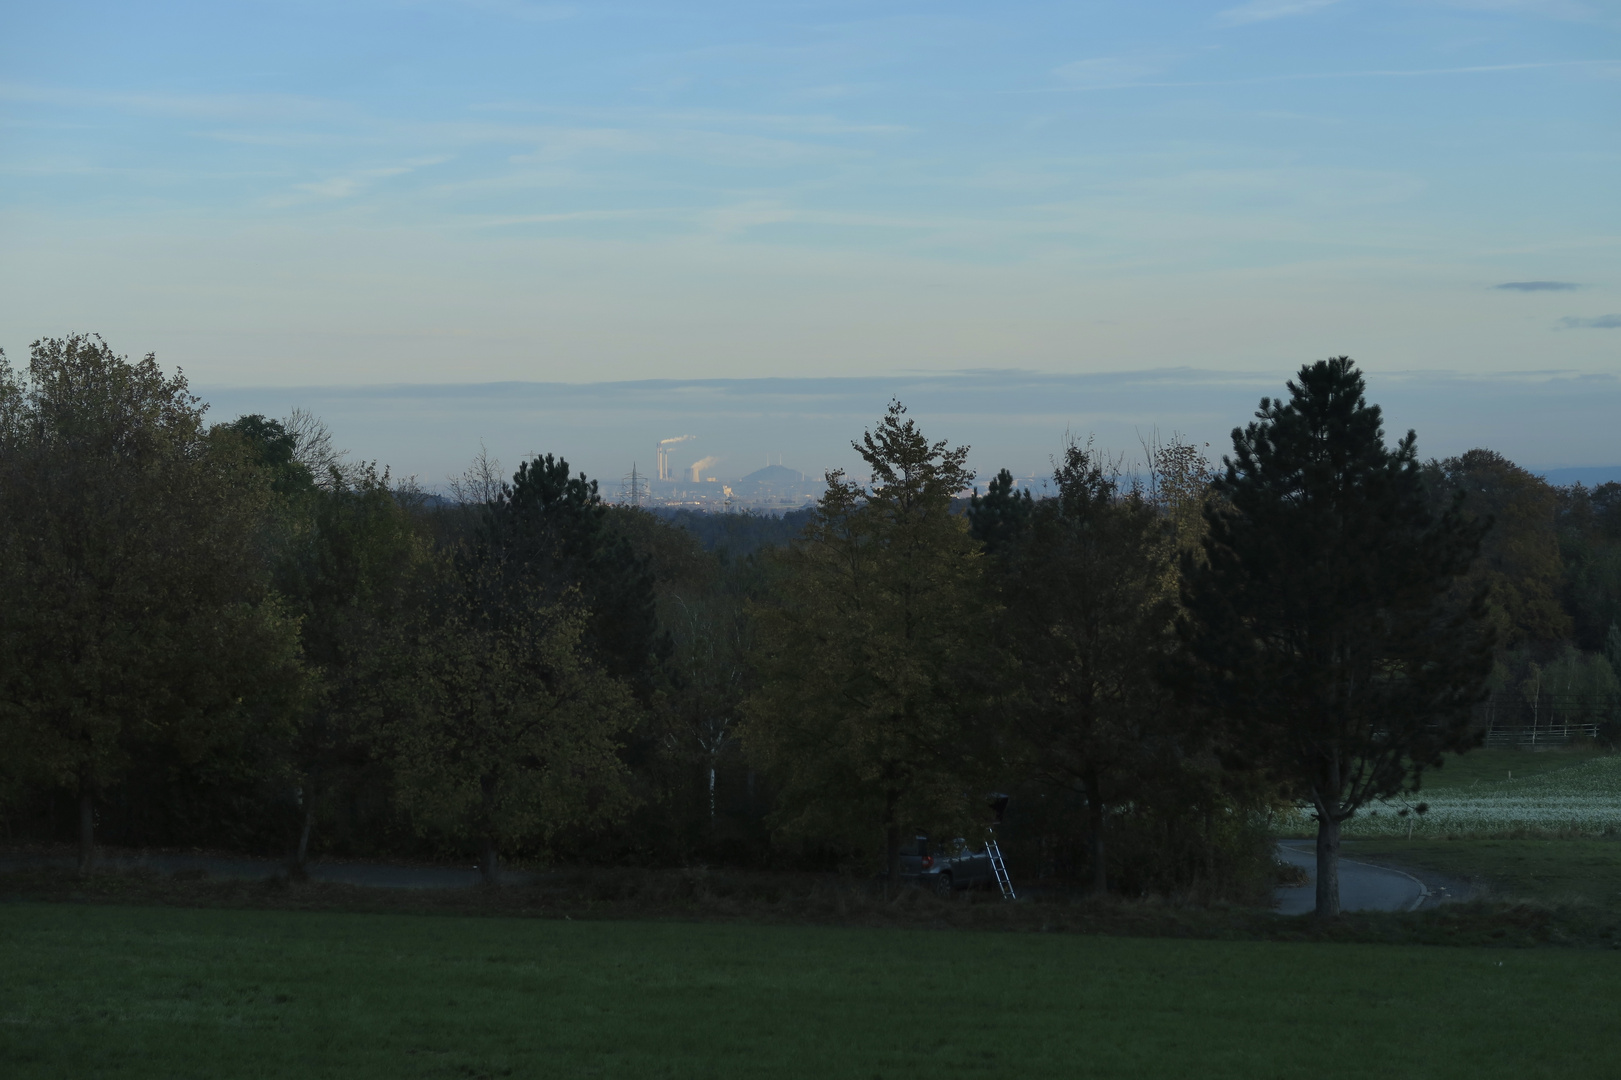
[1181,357,1495,914]
[1144,432,1214,563]
[388,584,636,877]
[653,572,759,858]
[8,333,1614,903]
[1557,481,1621,653]
[992,440,1178,890]
[0,336,303,860]
[472,454,662,688]
[1426,449,1570,646]
[274,463,433,866]
[659,506,817,557]
[979,435,1276,900]
[1540,646,1621,722]
[743,402,993,879]
[223,414,315,497]
[966,467,1034,555]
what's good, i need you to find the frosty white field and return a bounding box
[1343,755,1621,838]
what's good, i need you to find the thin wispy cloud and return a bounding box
[287,156,449,201]
[1053,57,1161,86]
[3,0,1614,407]
[1216,0,1341,27]
[1441,1,1604,23]
[467,103,908,137]
[452,0,577,23]
[505,125,856,167]
[1022,58,1619,93]
[1559,314,1621,329]
[1496,280,1581,291]
[0,82,341,122]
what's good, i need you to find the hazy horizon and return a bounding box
[193,366,1621,496]
[5,3,1615,483]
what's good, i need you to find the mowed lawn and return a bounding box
[1352,837,1621,911]
[3,904,1619,1079]
[1417,748,1610,791]
[1343,748,1621,910]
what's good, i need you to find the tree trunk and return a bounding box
[1314,812,1341,917]
[77,788,96,875]
[291,801,315,880]
[479,774,500,886]
[480,835,500,886]
[1202,805,1216,883]
[1085,769,1107,894]
[885,823,901,892]
[883,785,902,892]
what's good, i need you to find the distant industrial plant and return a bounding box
[618,438,824,512]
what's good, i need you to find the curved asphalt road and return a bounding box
[1272,842,1434,914]
[6,844,1467,910]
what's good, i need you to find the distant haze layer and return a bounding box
[196,369,1621,494]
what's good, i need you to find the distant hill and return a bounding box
[739,464,810,485]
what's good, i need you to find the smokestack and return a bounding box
[657,435,695,481]
[689,455,720,482]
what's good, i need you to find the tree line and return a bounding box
[3,336,1617,917]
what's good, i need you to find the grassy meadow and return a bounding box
[1288,747,1621,920]
[1354,836,1621,911]
[4,902,1620,1080]
[1412,747,1612,792]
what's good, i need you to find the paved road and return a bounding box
[5,844,1476,907]
[1274,842,1452,914]
[0,851,542,888]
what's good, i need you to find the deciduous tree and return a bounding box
[744,402,994,886]
[1425,449,1569,646]
[390,576,635,883]
[279,456,429,875]
[0,336,302,871]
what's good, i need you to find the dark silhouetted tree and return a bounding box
[1180,357,1493,917]
[993,441,1175,893]
[968,468,1035,557]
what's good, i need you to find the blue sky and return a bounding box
[2,1,1617,480]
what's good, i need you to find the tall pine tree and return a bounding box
[1181,357,1493,916]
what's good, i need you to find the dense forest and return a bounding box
[3,336,1618,916]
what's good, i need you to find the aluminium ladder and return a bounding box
[986,839,1016,900]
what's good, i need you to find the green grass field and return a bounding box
[1416,747,1609,792]
[3,903,1619,1079]
[1353,836,1621,911]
